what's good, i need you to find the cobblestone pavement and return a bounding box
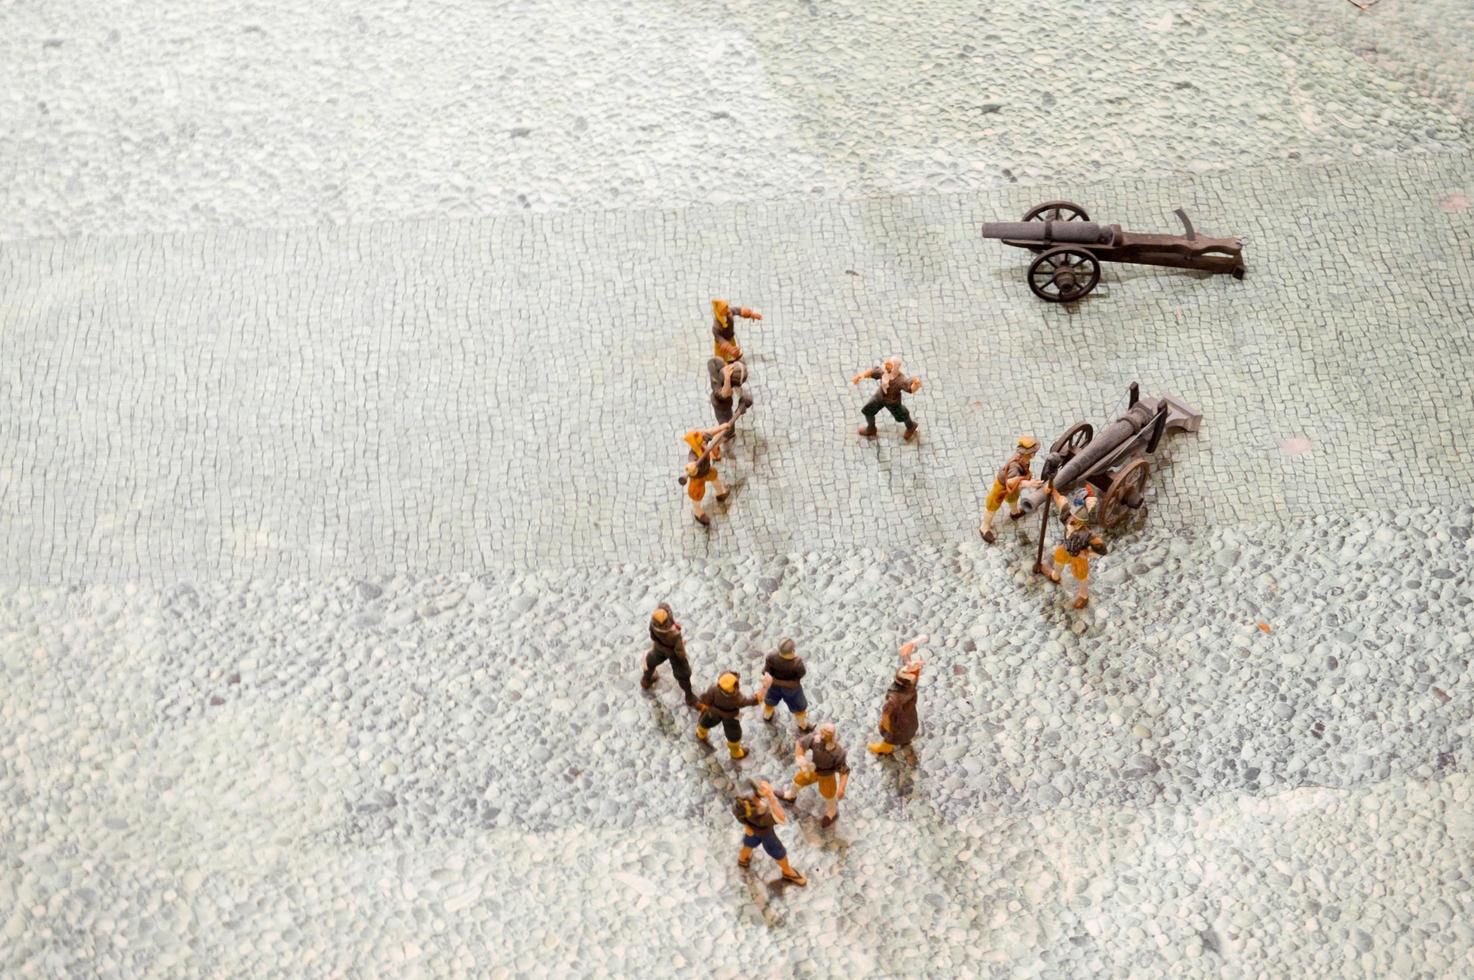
[3,0,1469,239]
[4,0,1474,977]
[2,508,1471,975]
[4,153,1471,584]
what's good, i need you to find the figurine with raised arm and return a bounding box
[696,671,771,759]
[711,299,762,364]
[640,602,698,708]
[851,356,922,441]
[733,779,807,886]
[778,723,850,827]
[980,434,1044,543]
[679,422,734,526]
[1042,489,1108,609]
[869,634,927,755]
[761,638,812,733]
[708,358,753,458]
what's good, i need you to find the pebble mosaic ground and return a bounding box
[2,0,1473,977]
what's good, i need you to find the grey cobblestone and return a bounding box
[3,154,1471,584]
[2,507,1471,975]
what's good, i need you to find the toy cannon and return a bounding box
[1020,384,1201,572]
[982,201,1246,302]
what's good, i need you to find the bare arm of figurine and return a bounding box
[899,634,929,661]
[757,781,787,823]
[734,306,763,320]
[851,367,880,384]
[718,363,736,399]
[908,376,922,393]
[838,771,850,798]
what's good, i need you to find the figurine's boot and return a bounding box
[793,711,812,732]
[714,479,730,504]
[821,801,838,828]
[639,670,656,690]
[980,508,998,543]
[858,424,878,438]
[763,705,776,723]
[904,422,919,442]
[693,505,711,527]
[1009,508,1026,522]
[727,740,748,760]
[696,724,710,742]
[737,847,753,869]
[778,783,799,803]
[777,859,807,886]
[1073,585,1089,610]
[868,741,895,755]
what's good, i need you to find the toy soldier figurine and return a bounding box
[707,358,753,459]
[980,434,1044,543]
[733,779,807,886]
[869,635,927,755]
[1042,491,1108,609]
[640,603,697,708]
[761,638,812,732]
[679,422,734,526]
[711,298,762,364]
[850,356,923,441]
[696,671,771,759]
[779,723,850,827]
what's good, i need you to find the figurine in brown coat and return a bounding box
[640,603,697,708]
[869,635,927,755]
[697,671,771,759]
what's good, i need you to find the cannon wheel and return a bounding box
[1023,201,1091,223]
[1099,458,1149,528]
[1028,246,1101,303]
[1051,422,1094,455]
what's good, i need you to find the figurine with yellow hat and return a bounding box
[679,421,734,526]
[732,779,807,886]
[696,670,771,759]
[710,298,762,364]
[980,434,1044,544]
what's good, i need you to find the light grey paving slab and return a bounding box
[1,0,1467,240]
[3,154,1471,584]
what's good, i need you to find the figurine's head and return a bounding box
[718,671,740,693]
[707,357,727,389]
[817,722,838,745]
[897,662,922,684]
[711,298,730,322]
[652,603,672,625]
[1016,434,1039,457]
[882,356,902,374]
[727,361,747,387]
[777,638,797,658]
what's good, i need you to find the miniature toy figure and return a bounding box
[696,670,771,759]
[982,202,1246,302]
[733,779,807,886]
[711,299,762,364]
[679,421,734,526]
[869,635,927,755]
[1042,493,1108,609]
[980,434,1043,543]
[761,638,811,732]
[778,723,850,827]
[851,356,923,440]
[708,358,753,458]
[640,602,698,708]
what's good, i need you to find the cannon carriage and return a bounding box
[1020,383,1201,572]
[982,201,1247,302]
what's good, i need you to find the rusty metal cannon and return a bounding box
[982,201,1246,302]
[1019,384,1201,573]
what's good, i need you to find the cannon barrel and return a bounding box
[982,220,1117,246]
[1017,400,1161,515]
